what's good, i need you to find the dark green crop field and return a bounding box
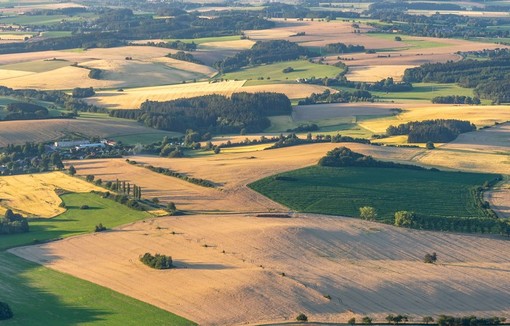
[249,166,498,222]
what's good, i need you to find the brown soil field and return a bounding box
[0,117,178,146]
[0,46,215,89]
[293,103,396,121]
[11,213,510,325]
[87,80,245,109]
[0,172,102,217]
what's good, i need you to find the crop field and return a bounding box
[241,83,334,99]
[12,212,510,325]
[221,60,345,86]
[87,80,245,109]
[249,166,497,221]
[0,115,180,146]
[0,192,151,250]
[346,65,415,82]
[366,33,451,50]
[0,46,215,89]
[0,172,103,218]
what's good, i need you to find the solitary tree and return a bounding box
[424,252,437,264]
[296,313,308,322]
[359,206,377,221]
[68,165,76,176]
[361,316,372,324]
[394,211,415,227]
[348,317,356,325]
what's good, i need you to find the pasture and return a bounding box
[12,212,510,324]
[0,192,151,250]
[0,253,193,326]
[0,172,103,218]
[249,166,497,222]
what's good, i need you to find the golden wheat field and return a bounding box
[0,172,102,217]
[12,212,510,325]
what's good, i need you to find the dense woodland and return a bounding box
[110,92,292,134]
[215,40,311,73]
[166,51,203,64]
[386,119,476,143]
[2,103,49,121]
[431,96,480,105]
[324,43,365,54]
[298,89,373,105]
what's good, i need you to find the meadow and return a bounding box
[0,192,151,250]
[222,60,345,86]
[249,166,498,222]
[0,253,193,326]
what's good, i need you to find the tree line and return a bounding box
[386,119,476,143]
[297,89,373,105]
[110,92,292,134]
[0,209,29,235]
[431,95,480,105]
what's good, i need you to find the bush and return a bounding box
[424,252,437,264]
[296,313,308,322]
[0,302,13,320]
[359,206,377,221]
[80,205,89,210]
[348,317,356,325]
[394,211,415,227]
[1,209,29,235]
[94,223,106,232]
[362,316,372,324]
[423,316,434,324]
[140,253,173,269]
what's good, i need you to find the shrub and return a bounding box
[394,211,415,227]
[362,316,372,324]
[94,223,106,232]
[80,205,89,210]
[359,206,377,221]
[348,317,356,325]
[426,141,435,150]
[0,302,13,320]
[86,175,95,182]
[140,253,173,269]
[423,316,434,324]
[424,252,437,264]
[296,313,308,322]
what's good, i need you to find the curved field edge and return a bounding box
[0,252,194,326]
[248,166,499,222]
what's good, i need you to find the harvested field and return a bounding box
[0,172,102,217]
[0,116,180,146]
[0,46,215,89]
[346,65,414,82]
[87,81,246,109]
[12,213,510,325]
[439,122,510,154]
[241,83,334,99]
[199,39,255,50]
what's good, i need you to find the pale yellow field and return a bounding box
[0,2,85,13]
[359,103,510,133]
[241,83,335,99]
[0,172,102,217]
[200,39,255,49]
[0,46,215,90]
[87,80,246,109]
[0,34,32,40]
[12,213,510,325]
[346,65,414,82]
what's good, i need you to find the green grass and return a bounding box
[0,96,64,119]
[1,59,71,73]
[0,192,151,251]
[0,252,194,325]
[41,31,73,38]
[249,166,497,222]
[366,33,451,50]
[222,60,345,86]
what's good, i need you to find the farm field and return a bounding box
[0,172,102,217]
[240,83,334,99]
[346,65,414,82]
[0,46,215,89]
[221,60,345,86]
[0,253,193,326]
[0,115,181,146]
[0,192,151,251]
[11,213,510,324]
[87,81,245,109]
[249,166,497,222]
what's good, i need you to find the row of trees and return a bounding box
[166,51,203,64]
[297,89,373,105]
[110,92,292,134]
[386,119,476,143]
[431,96,480,105]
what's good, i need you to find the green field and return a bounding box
[1,59,71,73]
[249,166,496,222]
[41,31,73,38]
[222,60,345,86]
[366,33,451,50]
[0,253,193,326]
[0,192,151,250]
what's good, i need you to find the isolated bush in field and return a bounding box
[359,206,377,221]
[140,253,173,269]
[167,202,176,212]
[426,141,435,150]
[348,317,356,325]
[296,313,308,322]
[68,165,76,176]
[362,316,372,324]
[94,223,106,232]
[424,252,437,264]
[0,302,13,320]
[394,211,415,227]
[80,205,89,210]
[86,175,95,182]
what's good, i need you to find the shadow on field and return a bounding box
[0,252,111,325]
